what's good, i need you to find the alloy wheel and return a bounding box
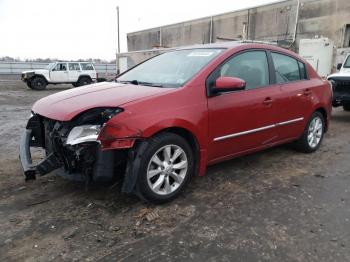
[146,144,188,196]
[307,116,323,148]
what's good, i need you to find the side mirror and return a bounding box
[213,76,246,92]
[337,63,343,70]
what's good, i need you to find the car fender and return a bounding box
[78,74,93,81]
[31,73,49,83]
[31,69,50,82]
[100,117,207,150]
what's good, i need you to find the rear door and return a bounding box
[68,63,81,82]
[207,50,281,162]
[269,51,313,140]
[50,63,68,82]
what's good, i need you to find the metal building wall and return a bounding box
[126,0,350,51]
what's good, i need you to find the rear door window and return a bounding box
[271,53,307,83]
[69,63,81,71]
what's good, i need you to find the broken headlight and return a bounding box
[66,107,123,145]
[66,125,101,145]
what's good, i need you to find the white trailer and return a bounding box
[298,38,334,78]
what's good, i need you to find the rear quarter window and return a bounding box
[298,61,307,80]
[80,63,94,71]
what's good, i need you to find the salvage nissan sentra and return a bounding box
[20,42,332,203]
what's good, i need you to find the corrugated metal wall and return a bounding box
[0,62,117,76]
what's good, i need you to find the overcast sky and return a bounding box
[0,0,276,61]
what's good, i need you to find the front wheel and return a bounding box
[30,77,47,90]
[135,133,194,204]
[26,81,33,89]
[295,111,325,153]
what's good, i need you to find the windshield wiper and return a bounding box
[118,80,164,87]
[139,81,164,87]
[118,80,139,85]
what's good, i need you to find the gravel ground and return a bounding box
[0,80,350,261]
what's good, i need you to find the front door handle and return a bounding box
[263,97,273,106]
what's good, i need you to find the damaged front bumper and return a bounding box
[19,114,118,182]
[19,128,62,180]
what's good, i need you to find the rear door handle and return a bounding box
[303,89,312,96]
[263,97,273,106]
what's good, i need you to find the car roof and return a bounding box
[55,61,93,63]
[176,41,300,60]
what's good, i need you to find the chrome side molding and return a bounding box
[214,117,304,142]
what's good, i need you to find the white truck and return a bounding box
[328,54,350,110]
[21,61,97,90]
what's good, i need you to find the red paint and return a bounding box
[32,43,332,176]
[214,76,246,90]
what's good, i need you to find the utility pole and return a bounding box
[116,6,120,74]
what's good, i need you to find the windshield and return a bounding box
[344,56,350,68]
[117,48,224,88]
[46,63,56,70]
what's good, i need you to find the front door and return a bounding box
[50,62,68,82]
[207,50,281,162]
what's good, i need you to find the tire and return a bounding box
[72,83,79,88]
[26,81,33,89]
[135,133,194,204]
[30,77,47,90]
[343,104,350,111]
[294,111,325,153]
[77,77,92,87]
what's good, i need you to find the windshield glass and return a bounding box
[117,48,224,87]
[344,56,350,68]
[46,63,56,70]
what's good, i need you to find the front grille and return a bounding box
[334,81,350,94]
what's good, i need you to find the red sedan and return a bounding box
[20,42,332,203]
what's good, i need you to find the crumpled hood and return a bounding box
[32,82,174,121]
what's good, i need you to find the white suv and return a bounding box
[327,54,350,110]
[21,61,97,90]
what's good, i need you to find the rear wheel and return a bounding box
[72,83,79,87]
[135,133,194,204]
[343,103,350,111]
[77,77,92,87]
[30,77,47,90]
[295,111,325,153]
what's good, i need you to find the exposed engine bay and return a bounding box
[20,108,128,183]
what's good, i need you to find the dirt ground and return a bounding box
[0,79,350,262]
